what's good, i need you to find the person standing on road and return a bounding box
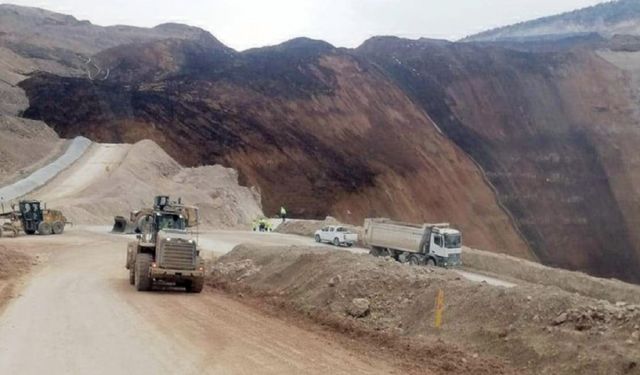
[280,206,287,223]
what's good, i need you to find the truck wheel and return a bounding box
[333,238,340,247]
[426,258,437,267]
[37,222,52,235]
[315,235,321,243]
[52,221,65,235]
[409,255,422,266]
[135,254,153,291]
[369,247,382,257]
[129,267,135,285]
[187,277,204,293]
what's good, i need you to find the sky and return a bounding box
[2,0,608,50]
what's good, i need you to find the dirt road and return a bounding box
[0,229,399,374]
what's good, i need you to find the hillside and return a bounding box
[4,4,640,282]
[357,36,640,282]
[466,0,640,42]
[18,37,530,258]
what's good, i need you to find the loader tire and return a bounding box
[52,221,65,235]
[135,254,153,291]
[38,222,52,235]
[187,277,204,293]
[129,267,135,285]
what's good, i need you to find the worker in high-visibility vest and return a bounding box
[280,206,287,223]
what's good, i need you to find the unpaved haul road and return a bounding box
[0,229,398,375]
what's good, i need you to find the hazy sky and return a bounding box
[3,0,607,50]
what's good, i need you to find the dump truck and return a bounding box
[0,200,68,237]
[125,196,204,292]
[113,196,198,233]
[363,218,462,267]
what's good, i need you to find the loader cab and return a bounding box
[18,200,43,234]
[155,213,186,231]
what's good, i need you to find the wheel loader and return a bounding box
[0,200,68,237]
[125,196,204,293]
[112,196,198,234]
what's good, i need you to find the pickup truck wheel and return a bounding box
[346,243,353,247]
[135,254,153,291]
[315,235,321,243]
[426,258,437,267]
[333,238,340,247]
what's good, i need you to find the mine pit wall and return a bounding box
[360,40,640,282]
[18,51,531,259]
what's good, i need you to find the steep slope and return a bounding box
[18,37,531,258]
[466,0,640,42]
[357,37,640,282]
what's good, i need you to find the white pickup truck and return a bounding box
[314,225,358,247]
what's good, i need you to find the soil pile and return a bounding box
[0,115,66,187]
[275,217,341,237]
[34,139,263,228]
[0,244,31,310]
[211,245,640,375]
[462,246,640,304]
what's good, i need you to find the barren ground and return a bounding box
[0,228,405,374]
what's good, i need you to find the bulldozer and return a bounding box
[125,195,204,292]
[112,196,198,234]
[0,200,68,237]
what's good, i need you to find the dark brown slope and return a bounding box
[18,37,530,258]
[357,37,640,282]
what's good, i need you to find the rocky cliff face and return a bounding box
[358,36,640,281]
[18,37,530,258]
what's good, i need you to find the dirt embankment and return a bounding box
[0,245,31,310]
[278,220,640,306]
[210,245,640,375]
[0,115,66,187]
[275,217,341,237]
[32,139,263,228]
[462,246,640,304]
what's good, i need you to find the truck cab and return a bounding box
[422,227,462,267]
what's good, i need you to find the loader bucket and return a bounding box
[112,216,132,233]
